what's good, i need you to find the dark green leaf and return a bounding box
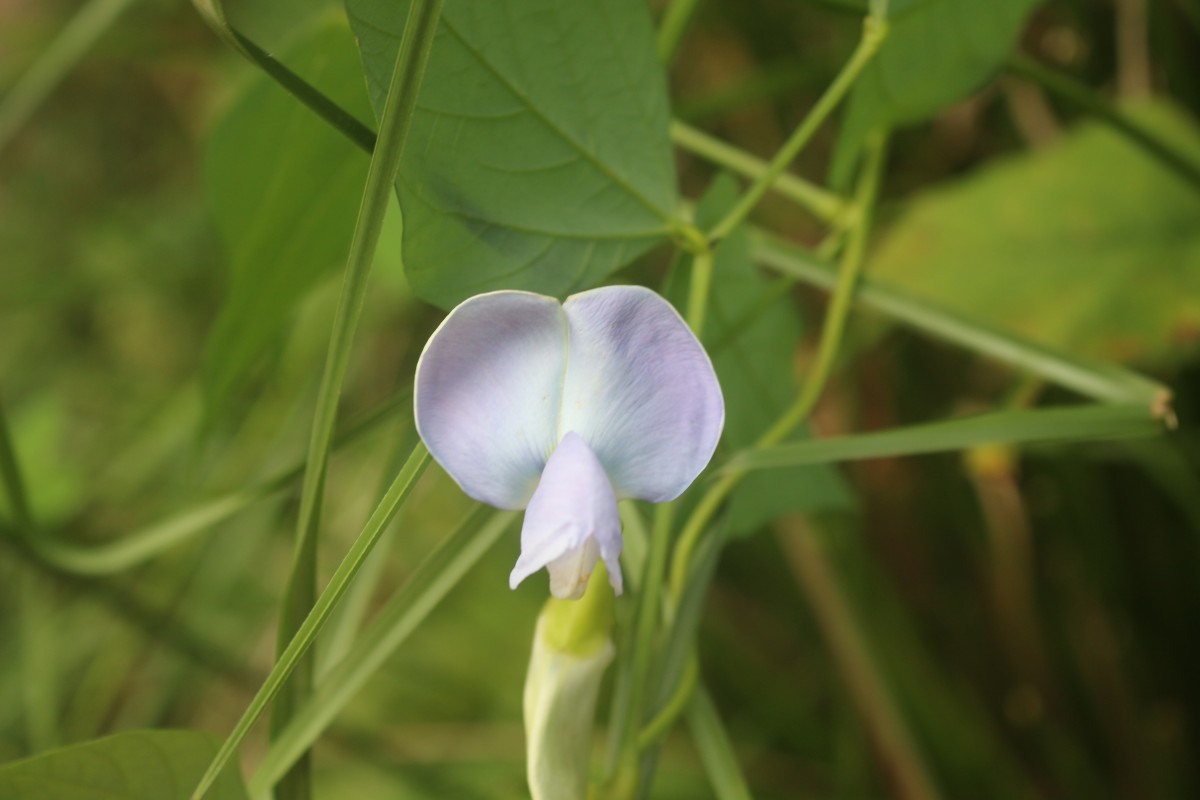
[871,102,1200,367]
[670,176,853,538]
[831,0,1042,185]
[202,20,375,414]
[346,0,679,307]
[0,730,248,800]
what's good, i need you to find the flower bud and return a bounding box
[523,563,615,800]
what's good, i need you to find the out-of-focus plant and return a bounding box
[2,0,1197,798]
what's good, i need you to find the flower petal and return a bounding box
[510,432,623,599]
[560,285,724,502]
[415,291,565,509]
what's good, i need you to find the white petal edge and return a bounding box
[414,291,565,510]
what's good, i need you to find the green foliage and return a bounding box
[672,176,852,537]
[345,0,679,308]
[831,0,1042,185]
[872,102,1200,366]
[0,730,248,799]
[3,0,1198,798]
[202,19,375,414]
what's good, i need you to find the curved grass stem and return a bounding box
[706,14,887,243]
[670,134,888,605]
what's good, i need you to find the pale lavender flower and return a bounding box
[414,285,724,600]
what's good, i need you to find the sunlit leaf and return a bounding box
[871,102,1200,367]
[669,176,853,538]
[831,0,1042,185]
[202,19,375,414]
[346,0,679,308]
[0,730,248,800]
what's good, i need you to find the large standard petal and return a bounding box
[415,291,565,510]
[559,286,724,502]
[510,432,623,599]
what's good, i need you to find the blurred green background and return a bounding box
[2,0,1200,797]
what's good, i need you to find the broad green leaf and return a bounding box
[202,19,375,413]
[0,730,248,800]
[669,176,852,538]
[346,0,679,308]
[831,0,1042,186]
[871,102,1200,367]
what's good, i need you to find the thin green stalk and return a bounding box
[18,571,59,752]
[318,425,419,679]
[671,121,850,224]
[28,390,409,576]
[722,404,1162,473]
[1005,54,1200,193]
[749,231,1172,412]
[192,0,376,154]
[0,0,138,155]
[0,525,260,687]
[706,13,887,242]
[249,508,518,796]
[189,444,430,800]
[638,653,698,750]
[778,518,940,800]
[670,134,887,599]
[2,401,61,752]
[621,505,675,748]
[657,0,704,63]
[269,3,443,796]
[0,399,32,529]
[686,689,754,800]
[686,249,716,336]
[758,133,885,446]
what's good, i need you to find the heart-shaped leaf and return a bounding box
[832,0,1042,185]
[346,0,679,308]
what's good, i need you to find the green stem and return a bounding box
[28,390,409,576]
[1005,54,1200,193]
[657,0,704,64]
[249,508,518,795]
[268,2,443,795]
[0,0,138,155]
[0,399,33,529]
[722,404,1162,473]
[0,525,260,687]
[255,4,439,796]
[671,121,850,224]
[190,444,431,800]
[621,504,675,748]
[757,134,886,447]
[706,13,887,242]
[18,570,59,752]
[749,233,1172,412]
[778,518,941,800]
[686,688,755,800]
[670,134,887,600]
[686,248,716,336]
[638,650,698,750]
[192,0,376,154]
